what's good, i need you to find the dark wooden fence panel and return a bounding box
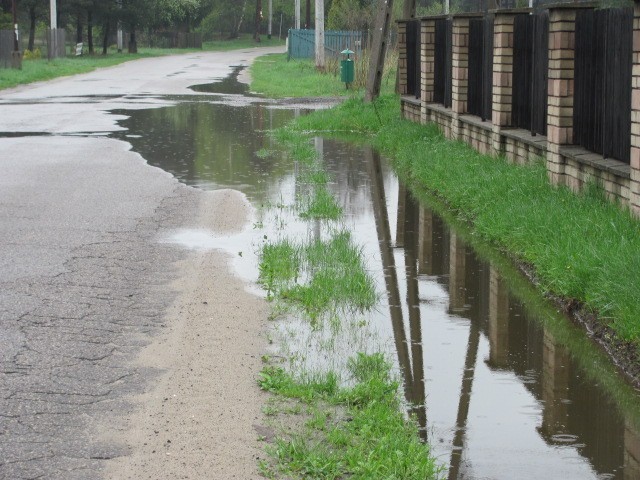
[468,17,493,120]
[574,8,632,163]
[405,20,421,98]
[176,33,202,49]
[434,18,452,107]
[0,30,13,68]
[512,12,549,135]
[532,12,549,135]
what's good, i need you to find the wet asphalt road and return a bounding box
[0,48,282,480]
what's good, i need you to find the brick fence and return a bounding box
[398,2,640,218]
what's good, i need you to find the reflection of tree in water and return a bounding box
[112,102,296,202]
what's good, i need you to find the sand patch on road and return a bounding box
[105,189,269,479]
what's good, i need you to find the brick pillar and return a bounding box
[491,11,521,156]
[631,3,640,217]
[422,18,437,104]
[546,6,577,186]
[421,17,437,124]
[451,15,476,139]
[398,21,408,96]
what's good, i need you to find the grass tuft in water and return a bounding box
[259,240,301,299]
[258,353,440,479]
[259,232,377,321]
[299,185,343,220]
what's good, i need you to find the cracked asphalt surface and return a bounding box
[0,48,283,479]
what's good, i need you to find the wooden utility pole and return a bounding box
[315,0,324,70]
[10,0,21,68]
[295,0,300,29]
[403,0,416,18]
[11,0,17,50]
[268,0,272,39]
[364,0,394,102]
[49,0,56,29]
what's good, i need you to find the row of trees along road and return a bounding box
[0,0,380,54]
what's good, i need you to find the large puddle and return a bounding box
[110,88,640,479]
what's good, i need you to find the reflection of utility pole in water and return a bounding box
[313,137,323,241]
[395,183,406,248]
[447,234,481,480]
[363,147,426,437]
[402,190,428,440]
[487,267,510,369]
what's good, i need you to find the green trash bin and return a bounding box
[340,49,355,88]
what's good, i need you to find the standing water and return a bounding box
[110,84,640,479]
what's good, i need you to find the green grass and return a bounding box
[250,52,398,98]
[259,232,377,321]
[299,185,343,220]
[288,94,640,347]
[251,54,356,98]
[0,51,154,90]
[258,353,440,479]
[203,34,285,52]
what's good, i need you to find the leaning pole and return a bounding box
[364,0,395,102]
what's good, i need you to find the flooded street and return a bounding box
[1,49,639,479]
[112,92,640,479]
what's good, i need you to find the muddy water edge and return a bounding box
[110,86,640,478]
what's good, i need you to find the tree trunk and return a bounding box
[102,20,110,55]
[254,0,262,42]
[76,13,83,44]
[28,6,36,52]
[230,0,249,39]
[128,30,137,53]
[88,10,94,54]
[365,0,394,102]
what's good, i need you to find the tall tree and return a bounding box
[20,0,45,51]
[253,0,261,41]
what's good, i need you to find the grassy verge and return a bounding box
[255,112,438,477]
[0,34,284,91]
[287,95,640,348]
[250,52,397,98]
[258,354,439,479]
[0,52,156,90]
[203,35,285,51]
